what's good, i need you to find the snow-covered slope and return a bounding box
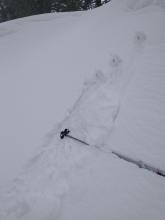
[0,0,165,219]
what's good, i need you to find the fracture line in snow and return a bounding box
[63,133,165,178]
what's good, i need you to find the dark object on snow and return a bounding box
[66,134,89,146]
[60,128,89,146]
[60,129,70,139]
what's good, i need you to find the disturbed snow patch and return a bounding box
[62,62,122,146]
[134,31,147,49]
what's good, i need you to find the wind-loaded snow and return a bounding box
[0,0,165,219]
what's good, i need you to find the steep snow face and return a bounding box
[0,0,165,220]
[0,8,115,187]
[0,0,149,188]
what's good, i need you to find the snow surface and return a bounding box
[0,0,165,219]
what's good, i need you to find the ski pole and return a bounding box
[60,128,89,146]
[65,134,89,146]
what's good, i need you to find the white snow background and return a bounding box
[0,0,165,219]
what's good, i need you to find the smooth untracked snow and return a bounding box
[0,0,165,219]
